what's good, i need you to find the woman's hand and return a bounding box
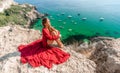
[51,31,58,36]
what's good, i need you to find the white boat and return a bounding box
[68,15,72,18]
[82,17,87,20]
[68,29,72,31]
[99,17,104,21]
[50,16,53,18]
[61,13,65,15]
[71,20,74,22]
[63,22,66,24]
[74,22,77,24]
[59,26,64,29]
[58,20,62,22]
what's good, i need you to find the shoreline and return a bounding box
[0,0,44,28]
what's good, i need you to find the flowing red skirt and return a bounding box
[18,39,70,69]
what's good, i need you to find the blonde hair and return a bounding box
[48,25,56,32]
[42,17,56,32]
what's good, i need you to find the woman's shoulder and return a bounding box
[42,28,46,31]
[42,28,48,32]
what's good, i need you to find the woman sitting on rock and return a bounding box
[42,17,64,48]
[18,17,70,69]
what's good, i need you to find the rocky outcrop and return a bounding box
[0,25,120,73]
[0,0,44,27]
[0,25,96,73]
[20,4,44,28]
[0,0,17,12]
[65,36,120,73]
[89,37,120,73]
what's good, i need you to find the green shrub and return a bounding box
[0,5,33,26]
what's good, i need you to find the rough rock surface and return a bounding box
[0,25,96,73]
[65,36,120,73]
[23,4,44,27]
[89,37,120,73]
[0,0,17,12]
[0,0,44,28]
[0,25,120,73]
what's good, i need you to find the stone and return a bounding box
[0,25,96,73]
[90,37,120,73]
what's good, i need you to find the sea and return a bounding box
[15,0,120,41]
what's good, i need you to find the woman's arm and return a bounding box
[42,28,60,40]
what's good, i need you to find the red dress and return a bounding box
[18,28,70,69]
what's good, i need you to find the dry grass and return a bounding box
[65,40,96,58]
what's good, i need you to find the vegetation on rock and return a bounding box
[0,4,33,27]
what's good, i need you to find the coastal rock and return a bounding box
[0,0,44,28]
[14,3,44,28]
[67,36,120,73]
[89,37,120,73]
[0,0,17,12]
[20,3,44,20]
[24,4,44,27]
[0,25,120,73]
[0,25,96,73]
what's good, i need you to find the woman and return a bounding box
[42,17,64,48]
[18,17,70,69]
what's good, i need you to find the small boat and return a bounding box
[68,15,72,18]
[61,13,65,15]
[82,17,87,20]
[68,29,72,31]
[59,26,64,29]
[50,16,53,18]
[58,20,62,22]
[63,22,66,24]
[74,22,77,24]
[71,20,74,23]
[99,17,104,21]
[50,18,54,20]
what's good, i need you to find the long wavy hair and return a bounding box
[42,17,56,32]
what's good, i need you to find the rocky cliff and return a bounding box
[68,37,120,73]
[0,25,96,73]
[0,0,44,27]
[0,25,120,73]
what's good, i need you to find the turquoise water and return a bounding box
[15,0,120,40]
